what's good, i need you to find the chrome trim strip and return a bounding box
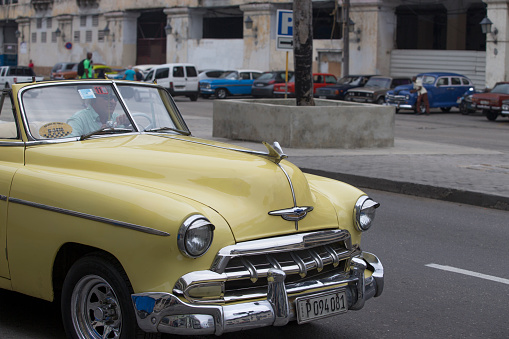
[0,141,24,146]
[8,197,169,236]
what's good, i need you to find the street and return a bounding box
[0,98,508,338]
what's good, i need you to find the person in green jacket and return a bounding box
[82,52,93,79]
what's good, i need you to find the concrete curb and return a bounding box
[302,168,509,212]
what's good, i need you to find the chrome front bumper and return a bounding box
[131,251,383,336]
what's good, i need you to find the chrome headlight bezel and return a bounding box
[353,196,380,232]
[178,215,215,258]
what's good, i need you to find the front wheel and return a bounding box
[485,110,498,121]
[215,88,228,99]
[61,254,154,339]
[188,93,199,101]
[376,97,385,105]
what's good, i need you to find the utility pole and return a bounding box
[342,0,350,77]
[293,0,315,106]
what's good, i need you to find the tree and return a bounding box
[293,0,315,106]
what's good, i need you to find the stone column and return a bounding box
[348,0,397,75]
[15,17,30,66]
[482,0,509,88]
[240,3,277,70]
[164,8,191,64]
[103,11,140,67]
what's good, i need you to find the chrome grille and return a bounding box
[212,230,357,299]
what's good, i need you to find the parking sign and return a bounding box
[277,10,293,50]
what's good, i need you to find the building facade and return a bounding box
[0,0,502,88]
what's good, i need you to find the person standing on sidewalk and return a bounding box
[82,52,93,79]
[411,76,430,115]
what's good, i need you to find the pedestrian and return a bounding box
[122,65,136,81]
[135,68,143,81]
[410,76,429,115]
[81,52,93,79]
[28,59,34,69]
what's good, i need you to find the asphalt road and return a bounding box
[1,190,507,338]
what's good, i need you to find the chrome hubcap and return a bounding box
[71,275,122,339]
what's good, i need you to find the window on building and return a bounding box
[47,18,52,29]
[80,16,87,27]
[313,2,341,39]
[395,5,448,50]
[98,30,105,42]
[203,16,243,39]
[32,32,37,43]
[41,32,47,43]
[52,31,57,43]
[86,30,92,42]
[74,31,80,42]
[37,18,42,29]
[92,15,99,27]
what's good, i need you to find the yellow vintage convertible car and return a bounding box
[0,79,383,338]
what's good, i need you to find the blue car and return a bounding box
[385,72,474,113]
[200,70,262,99]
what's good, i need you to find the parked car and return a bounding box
[457,89,479,115]
[199,69,263,99]
[0,66,44,89]
[50,62,77,80]
[471,82,509,121]
[385,72,474,113]
[314,75,374,100]
[273,73,337,97]
[144,63,199,101]
[0,79,384,338]
[251,70,294,98]
[344,76,412,104]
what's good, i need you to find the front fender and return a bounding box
[7,168,235,301]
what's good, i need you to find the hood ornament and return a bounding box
[269,206,314,222]
[263,141,287,164]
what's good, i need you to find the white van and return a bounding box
[144,63,199,101]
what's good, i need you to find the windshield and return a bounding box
[365,77,391,88]
[220,71,239,80]
[21,82,188,140]
[337,76,363,85]
[490,83,509,94]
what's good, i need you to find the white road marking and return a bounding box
[426,264,509,285]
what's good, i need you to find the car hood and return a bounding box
[349,86,387,93]
[389,84,413,95]
[473,92,509,101]
[24,134,346,242]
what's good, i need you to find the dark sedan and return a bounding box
[314,75,374,100]
[251,70,294,98]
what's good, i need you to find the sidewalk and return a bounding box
[184,114,509,211]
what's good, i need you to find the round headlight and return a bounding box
[178,215,215,258]
[353,196,380,232]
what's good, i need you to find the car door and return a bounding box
[235,72,253,95]
[171,66,186,93]
[449,76,470,104]
[430,76,451,107]
[184,66,199,92]
[0,91,24,280]
[154,67,170,88]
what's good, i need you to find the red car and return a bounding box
[471,82,509,121]
[273,73,337,97]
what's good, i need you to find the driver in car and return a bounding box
[67,86,130,137]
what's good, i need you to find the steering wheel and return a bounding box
[131,113,154,131]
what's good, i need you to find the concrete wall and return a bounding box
[213,99,395,148]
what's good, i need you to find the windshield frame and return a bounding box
[17,80,190,143]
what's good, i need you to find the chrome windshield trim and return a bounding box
[8,197,170,236]
[0,141,25,146]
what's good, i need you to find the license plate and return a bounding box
[480,100,490,105]
[256,83,264,87]
[295,290,347,324]
[319,96,326,99]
